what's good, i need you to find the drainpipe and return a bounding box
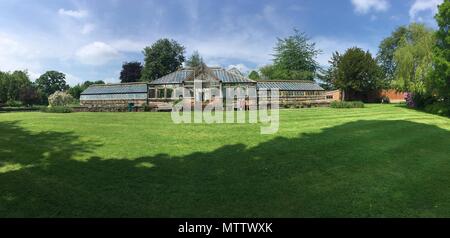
[146,83,149,105]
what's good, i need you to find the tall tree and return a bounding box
[10,71,32,102]
[19,84,43,106]
[261,29,321,80]
[185,50,203,68]
[120,61,143,83]
[0,70,33,104]
[429,1,450,105]
[36,71,69,97]
[0,72,7,103]
[141,39,185,81]
[248,70,261,80]
[377,26,409,82]
[83,80,105,87]
[68,84,84,100]
[317,51,341,89]
[259,65,278,80]
[335,47,382,101]
[392,23,435,94]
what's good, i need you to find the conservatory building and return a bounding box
[147,65,258,109]
[80,65,327,110]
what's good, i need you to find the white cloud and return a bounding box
[81,23,95,34]
[65,73,84,85]
[351,0,389,14]
[180,4,296,68]
[0,34,43,75]
[102,76,120,84]
[0,36,28,59]
[110,39,147,52]
[76,42,120,65]
[227,64,250,74]
[0,33,96,85]
[27,71,42,81]
[185,36,272,67]
[58,8,88,18]
[409,0,442,22]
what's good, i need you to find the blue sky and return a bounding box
[0,0,443,85]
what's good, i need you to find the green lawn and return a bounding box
[1,104,450,217]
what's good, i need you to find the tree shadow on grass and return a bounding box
[0,121,101,217]
[1,120,450,217]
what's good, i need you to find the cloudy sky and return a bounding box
[0,0,443,85]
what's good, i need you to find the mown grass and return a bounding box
[0,104,450,217]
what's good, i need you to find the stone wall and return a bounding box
[72,105,156,112]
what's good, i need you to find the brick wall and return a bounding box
[381,90,406,103]
[326,89,405,103]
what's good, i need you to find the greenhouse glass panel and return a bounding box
[149,88,156,98]
[80,93,147,100]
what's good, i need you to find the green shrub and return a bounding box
[411,94,436,109]
[424,102,450,116]
[5,100,23,107]
[48,91,75,107]
[67,99,80,107]
[330,101,365,108]
[40,106,73,113]
[142,103,155,112]
[0,106,43,112]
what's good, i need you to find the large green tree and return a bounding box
[260,29,320,80]
[377,26,409,82]
[185,50,203,68]
[19,84,44,106]
[259,65,277,80]
[335,47,382,101]
[0,70,34,104]
[392,23,435,94]
[248,70,261,80]
[429,1,450,105]
[36,71,69,97]
[141,39,185,81]
[120,61,143,83]
[317,51,341,90]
